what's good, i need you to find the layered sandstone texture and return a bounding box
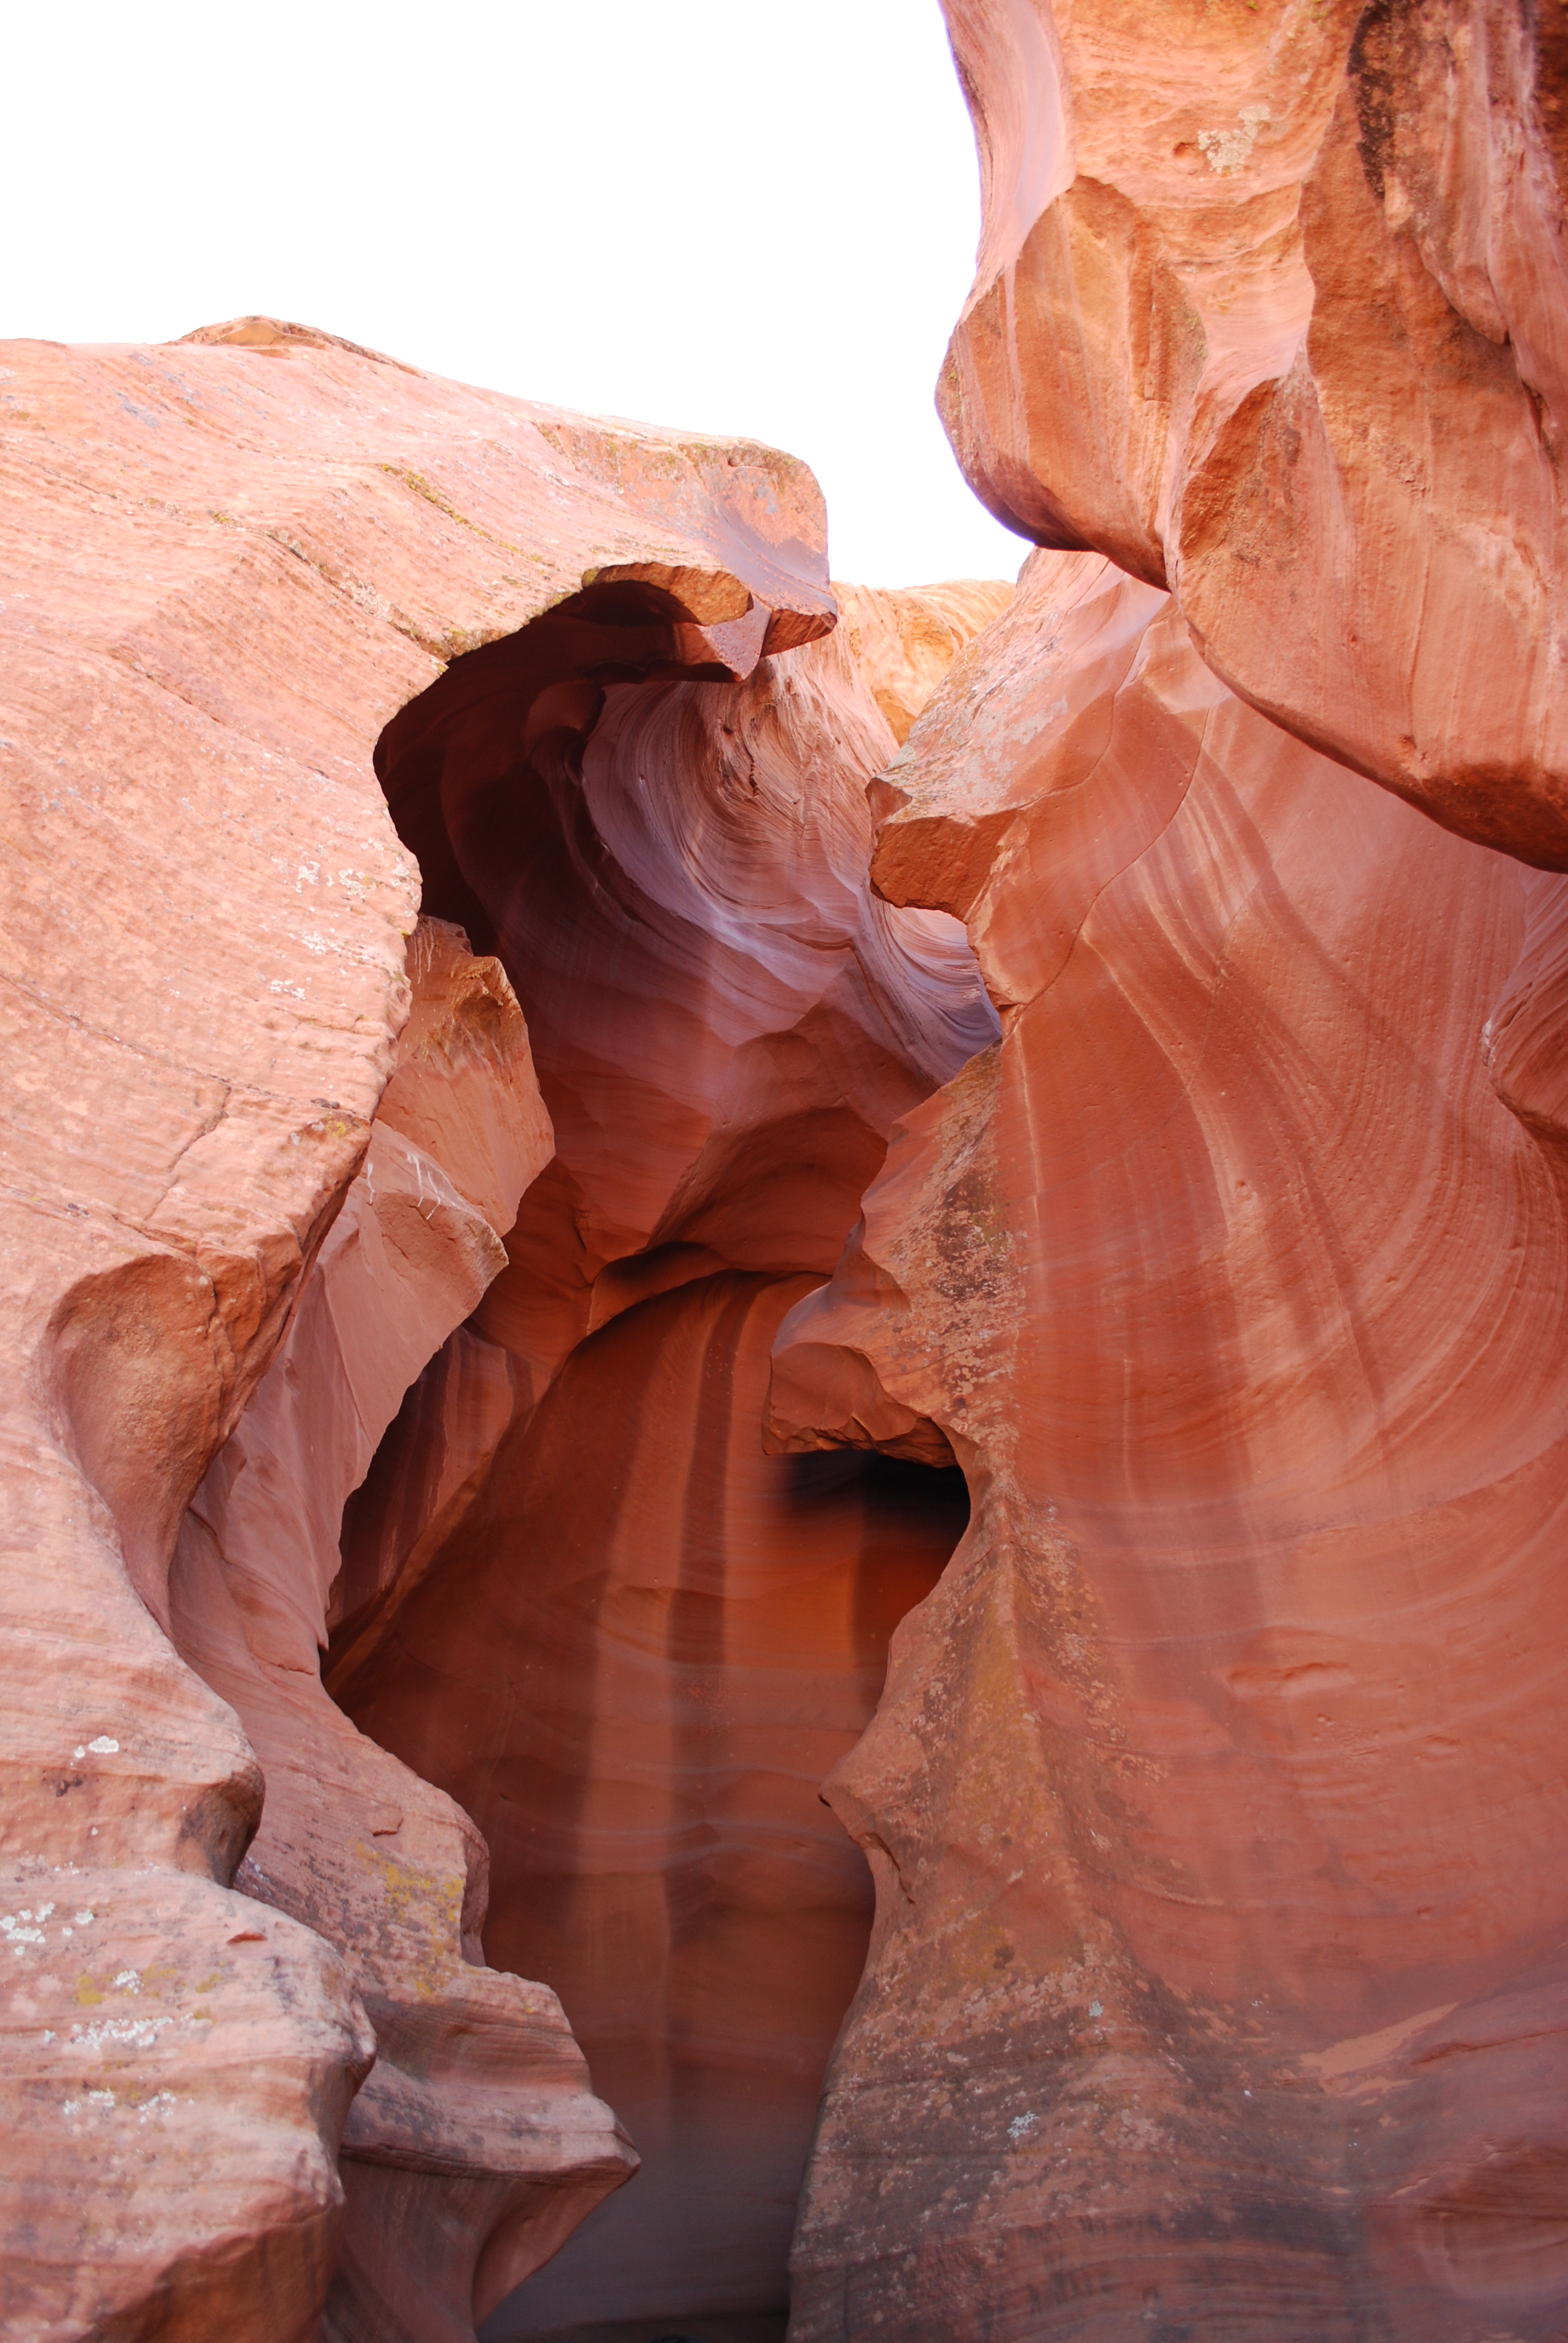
[341,1295,969,2341]
[325,559,1004,2335]
[0,318,988,2342]
[773,546,1568,2341]
[168,914,640,2343]
[939,0,1568,867]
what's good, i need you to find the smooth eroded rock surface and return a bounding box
[339,1276,967,2338]
[939,0,1568,867]
[327,564,1004,2336]
[771,546,1568,2341]
[0,318,921,2342]
[169,915,640,2343]
[12,22,1565,2321]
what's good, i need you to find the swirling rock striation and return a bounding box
[328,565,1004,2336]
[939,0,1568,867]
[0,318,962,2342]
[773,546,1568,2341]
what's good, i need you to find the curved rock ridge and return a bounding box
[830,580,1015,746]
[364,566,1004,1491]
[328,571,1005,2335]
[771,546,1568,2341]
[938,0,1568,868]
[169,914,639,2343]
[0,324,901,2342]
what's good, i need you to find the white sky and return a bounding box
[4,0,1028,588]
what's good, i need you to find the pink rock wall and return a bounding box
[939,0,1568,867]
[0,318,906,2343]
[9,18,1566,2326]
[327,564,1006,2336]
[340,1277,966,2338]
[169,916,639,2343]
[773,546,1568,2340]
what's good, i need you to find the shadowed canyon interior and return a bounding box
[323,575,993,2336]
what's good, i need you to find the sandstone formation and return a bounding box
[772,544,1568,2341]
[0,318,989,2341]
[938,0,1568,867]
[324,562,1004,2335]
[339,1286,967,2338]
[830,581,1014,747]
[168,914,642,2343]
[7,10,1568,2327]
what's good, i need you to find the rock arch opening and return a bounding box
[318,569,1002,2335]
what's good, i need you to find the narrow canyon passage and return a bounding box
[318,566,1000,2334]
[11,8,1568,2323]
[333,1276,967,2337]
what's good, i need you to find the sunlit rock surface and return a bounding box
[939,0,1568,867]
[773,546,1568,2342]
[0,317,965,2342]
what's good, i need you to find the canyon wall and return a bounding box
[328,560,1005,2336]
[774,542,1568,2339]
[939,0,1568,867]
[0,318,974,2342]
[763,11,1568,2332]
[167,912,639,2343]
[5,5,1568,2330]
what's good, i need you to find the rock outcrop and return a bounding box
[773,545,1568,2341]
[168,914,640,2343]
[0,319,968,2342]
[0,316,1004,2341]
[939,0,1568,867]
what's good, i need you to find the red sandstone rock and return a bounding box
[830,580,1013,746]
[939,0,1568,867]
[169,916,638,2343]
[369,563,1004,1440]
[771,545,1568,2341]
[20,85,1559,2340]
[327,569,1002,2335]
[0,320,869,2341]
[337,1276,967,2337]
[326,555,1005,1735]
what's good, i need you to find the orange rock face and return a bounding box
[339,1281,967,2338]
[0,316,998,2339]
[939,0,1568,867]
[327,555,1002,2336]
[772,546,1568,2340]
[9,19,1567,2326]
[168,915,641,2343]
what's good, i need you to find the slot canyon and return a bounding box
[3,5,1568,2342]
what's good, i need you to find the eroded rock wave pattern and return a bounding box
[939,0,1568,866]
[5,10,1568,2327]
[773,547,1568,2342]
[0,314,1002,2343]
[332,540,1005,2337]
